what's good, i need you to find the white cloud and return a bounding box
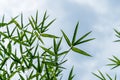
[0,0,47,16]
[68,0,109,14]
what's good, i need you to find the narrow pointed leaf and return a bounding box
[75,31,92,44]
[19,74,25,80]
[72,22,79,44]
[43,19,56,32]
[74,38,95,45]
[41,33,59,38]
[68,66,74,80]
[71,47,91,57]
[61,30,71,47]
[0,23,7,27]
[41,46,55,56]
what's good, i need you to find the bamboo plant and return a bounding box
[0,11,94,80]
[93,29,120,80]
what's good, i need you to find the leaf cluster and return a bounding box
[93,29,120,80]
[0,11,94,80]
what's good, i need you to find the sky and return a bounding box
[0,0,120,80]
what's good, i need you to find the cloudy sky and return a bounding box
[0,0,120,80]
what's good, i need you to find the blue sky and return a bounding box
[0,0,120,80]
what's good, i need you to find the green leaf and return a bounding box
[27,70,34,79]
[13,20,22,29]
[0,31,8,38]
[34,31,44,44]
[31,16,36,26]
[37,54,41,73]
[41,46,55,56]
[8,16,19,24]
[41,33,59,38]
[41,11,47,32]
[0,57,9,69]
[10,53,21,63]
[115,75,117,80]
[0,23,7,27]
[74,31,92,45]
[92,73,103,80]
[71,47,91,57]
[7,41,12,53]
[45,64,50,79]
[19,74,25,80]
[2,15,5,23]
[93,71,117,80]
[74,38,95,45]
[9,71,18,79]
[114,29,120,35]
[10,27,17,37]
[98,71,106,80]
[107,56,120,69]
[72,22,79,45]
[58,50,69,56]
[68,66,74,80]
[36,10,38,24]
[21,13,24,28]
[10,62,15,71]
[53,38,57,54]
[11,37,30,46]
[29,18,35,29]
[0,42,8,55]
[57,37,62,51]
[61,30,71,47]
[106,73,112,80]
[43,19,56,32]
[33,44,39,56]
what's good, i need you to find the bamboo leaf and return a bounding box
[0,23,7,27]
[29,18,35,29]
[10,62,15,71]
[98,71,106,80]
[71,47,91,57]
[8,16,19,24]
[7,41,12,55]
[45,64,50,79]
[72,22,79,45]
[68,66,74,80]
[19,74,25,80]
[37,54,41,73]
[114,29,120,35]
[41,46,55,56]
[28,70,34,79]
[0,31,8,38]
[74,38,95,45]
[41,33,59,38]
[92,73,103,80]
[75,31,92,45]
[53,38,57,54]
[11,37,30,46]
[21,13,24,28]
[106,73,112,80]
[9,71,18,79]
[34,31,44,44]
[58,50,69,56]
[57,37,62,51]
[41,11,47,32]
[0,57,9,69]
[43,19,56,32]
[10,27,16,37]
[36,10,38,24]
[61,30,71,47]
